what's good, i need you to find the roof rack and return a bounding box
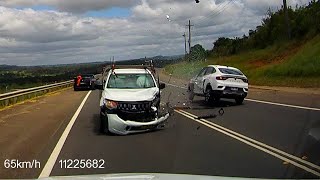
[103,60,155,74]
[101,59,157,82]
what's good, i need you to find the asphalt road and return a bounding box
[43,84,320,179]
[0,82,319,179]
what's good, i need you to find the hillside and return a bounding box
[165,35,320,87]
[165,1,320,88]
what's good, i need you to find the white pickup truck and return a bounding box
[99,65,169,135]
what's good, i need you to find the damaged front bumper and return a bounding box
[107,113,170,135]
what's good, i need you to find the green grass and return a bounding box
[165,36,320,88]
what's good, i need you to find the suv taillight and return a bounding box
[216,76,228,80]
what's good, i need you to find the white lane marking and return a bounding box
[179,109,320,171]
[245,98,320,111]
[39,91,92,178]
[175,110,320,177]
[164,81,320,111]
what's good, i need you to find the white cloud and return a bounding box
[0,0,312,65]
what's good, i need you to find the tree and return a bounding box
[189,44,206,61]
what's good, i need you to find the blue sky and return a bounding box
[85,7,131,18]
[16,5,55,11]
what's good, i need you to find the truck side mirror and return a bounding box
[159,83,166,89]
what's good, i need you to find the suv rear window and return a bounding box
[218,68,243,75]
[107,73,156,89]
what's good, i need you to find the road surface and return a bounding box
[0,83,319,179]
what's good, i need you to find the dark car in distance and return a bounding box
[74,74,96,91]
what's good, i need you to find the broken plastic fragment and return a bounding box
[166,15,171,22]
[196,114,217,120]
[219,108,224,116]
[302,156,308,160]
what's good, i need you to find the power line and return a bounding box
[193,0,236,39]
[197,0,235,26]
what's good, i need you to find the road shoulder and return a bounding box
[0,88,88,178]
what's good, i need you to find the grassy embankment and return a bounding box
[165,35,320,88]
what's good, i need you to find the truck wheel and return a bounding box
[100,112,110,134]
[235,98,244,105]
[74,87,78,91]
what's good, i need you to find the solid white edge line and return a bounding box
[164,81,320,111]
[175,110,320,177]
[179,109,320,171]
[38,90,92,178]
[245,98,320,111]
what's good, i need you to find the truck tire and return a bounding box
[235,98,244,105]
[100,112,110,134]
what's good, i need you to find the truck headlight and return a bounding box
[105,99,118,109]
[152,97,160,107]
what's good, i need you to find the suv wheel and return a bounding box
[235,98,244,105]
[188,85,194,101]
[100,112,110,134]
[205,88,215,104]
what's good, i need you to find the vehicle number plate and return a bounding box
[231,87,238,91]
[140,125,156,130]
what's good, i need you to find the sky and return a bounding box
[0,0,312,65]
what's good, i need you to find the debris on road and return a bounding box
[196,114,217,120]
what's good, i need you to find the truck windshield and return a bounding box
[107,73,156,89]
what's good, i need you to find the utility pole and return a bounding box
[112,56,114,63]
[182,33,187,60]
[283,0,291,39]
[186,20,194,54]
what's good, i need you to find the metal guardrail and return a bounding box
[0,80,74,108]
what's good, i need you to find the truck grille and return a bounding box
[118,101,152,112]
[117,101,155,122]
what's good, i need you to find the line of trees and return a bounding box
[186,0,320,60]
[210,0,320,56]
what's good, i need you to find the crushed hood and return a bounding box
[103,87,159,102]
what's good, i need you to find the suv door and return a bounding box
[194,67,207,94]
[199,67,215,93]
